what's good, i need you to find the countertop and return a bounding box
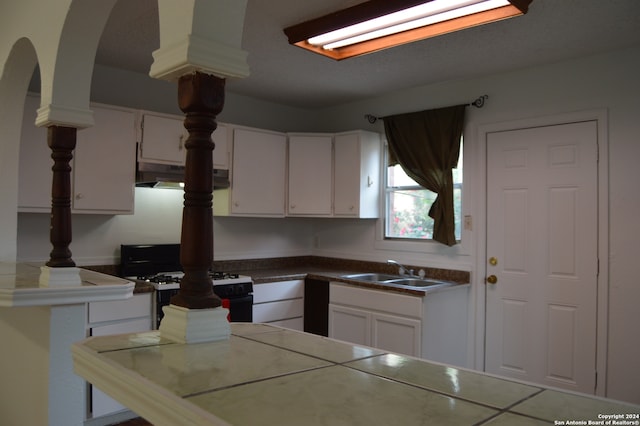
[83,256,472,296]
[0,262,135,307]
[247,265,469,296]
[73,323,640,426]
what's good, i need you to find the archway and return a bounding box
[0,38,39,261]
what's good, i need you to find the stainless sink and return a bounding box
[341,273,404,282]
[383,278,453,288]
[340,273,455,290]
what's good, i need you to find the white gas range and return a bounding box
[136,271,253,291]
[120,244,253,327]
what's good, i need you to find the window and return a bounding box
[384,140,462,241]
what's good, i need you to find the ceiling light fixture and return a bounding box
[284,0,532,60]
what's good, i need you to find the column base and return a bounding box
[39,266,82,287]
[159,305,230,344]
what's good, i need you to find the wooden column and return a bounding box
[171,72,225,309]
[46,126,76,268]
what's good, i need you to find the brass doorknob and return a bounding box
[486,275,497,284]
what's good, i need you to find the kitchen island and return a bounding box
[72,323,639,425]
[0,262,136,425]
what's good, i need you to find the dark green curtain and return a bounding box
[383,104,465,246]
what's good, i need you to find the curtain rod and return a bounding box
[364,94,488,124]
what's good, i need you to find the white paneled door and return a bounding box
[485,121,598,394]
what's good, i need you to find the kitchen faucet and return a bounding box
[388,260,414,276]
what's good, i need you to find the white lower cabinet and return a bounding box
[329,283,422,357]
[87,293,153,420]
[329,282,471,366]
[253,280,304,330]
[371,311,422,357]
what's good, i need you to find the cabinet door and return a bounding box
[333,133,360,216]
[231,128,286,216]
[287,134,333,216]
[371,312,421,357]
[212,123,230,169]
[253,280,304,304]
[139,113,186,165]
[334,131,381,218]
[18,95,51,211]
[73,105,136,213]
[328,304,371,346]
[253,299,304,323]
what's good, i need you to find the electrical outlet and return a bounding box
[464,215,472,231]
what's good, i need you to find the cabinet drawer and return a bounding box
[88,294,152,323]
[330,282,422,318]
[253,299,304,323]
[253,280,304,303]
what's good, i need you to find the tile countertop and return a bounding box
[0,262,135,307]
[72,323,640,426]
[248,267,470,296]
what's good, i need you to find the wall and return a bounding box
[88,64,322,133]
[17,187,314,265]
[313,45,640,403]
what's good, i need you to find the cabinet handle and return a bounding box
[179,134,184,151]
[290,204,296,209]
[76,193,84,199]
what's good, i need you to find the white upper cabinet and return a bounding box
[18,95,136,214]
[214,127,287,217]
[139,112,230,169]
[72,105,136,213]
[287,134,333,216]
[286,130,381,218]
[333,130,381,218]
[18,96,50,211]
[139,112,186,165]
[212,124,230,170]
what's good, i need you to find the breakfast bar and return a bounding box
[72,323,640,425]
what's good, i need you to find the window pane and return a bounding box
[386,189,437,239]
[384,141,463,242]
[387,164,418,187]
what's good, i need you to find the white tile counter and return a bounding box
[72,323,640,425]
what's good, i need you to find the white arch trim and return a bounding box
[0,38,38,261]
[36,0,118,128]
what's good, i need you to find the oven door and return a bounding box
[221,294,253,323]
[156,288,253,327]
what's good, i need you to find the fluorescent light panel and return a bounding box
[284,0,532,60]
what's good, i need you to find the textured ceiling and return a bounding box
[95,0,640,109]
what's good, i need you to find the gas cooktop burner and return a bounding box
[210,271,240,280]
[137,271,243,286]
[138,274,181,285]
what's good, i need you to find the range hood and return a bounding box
[136,162,230,189]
